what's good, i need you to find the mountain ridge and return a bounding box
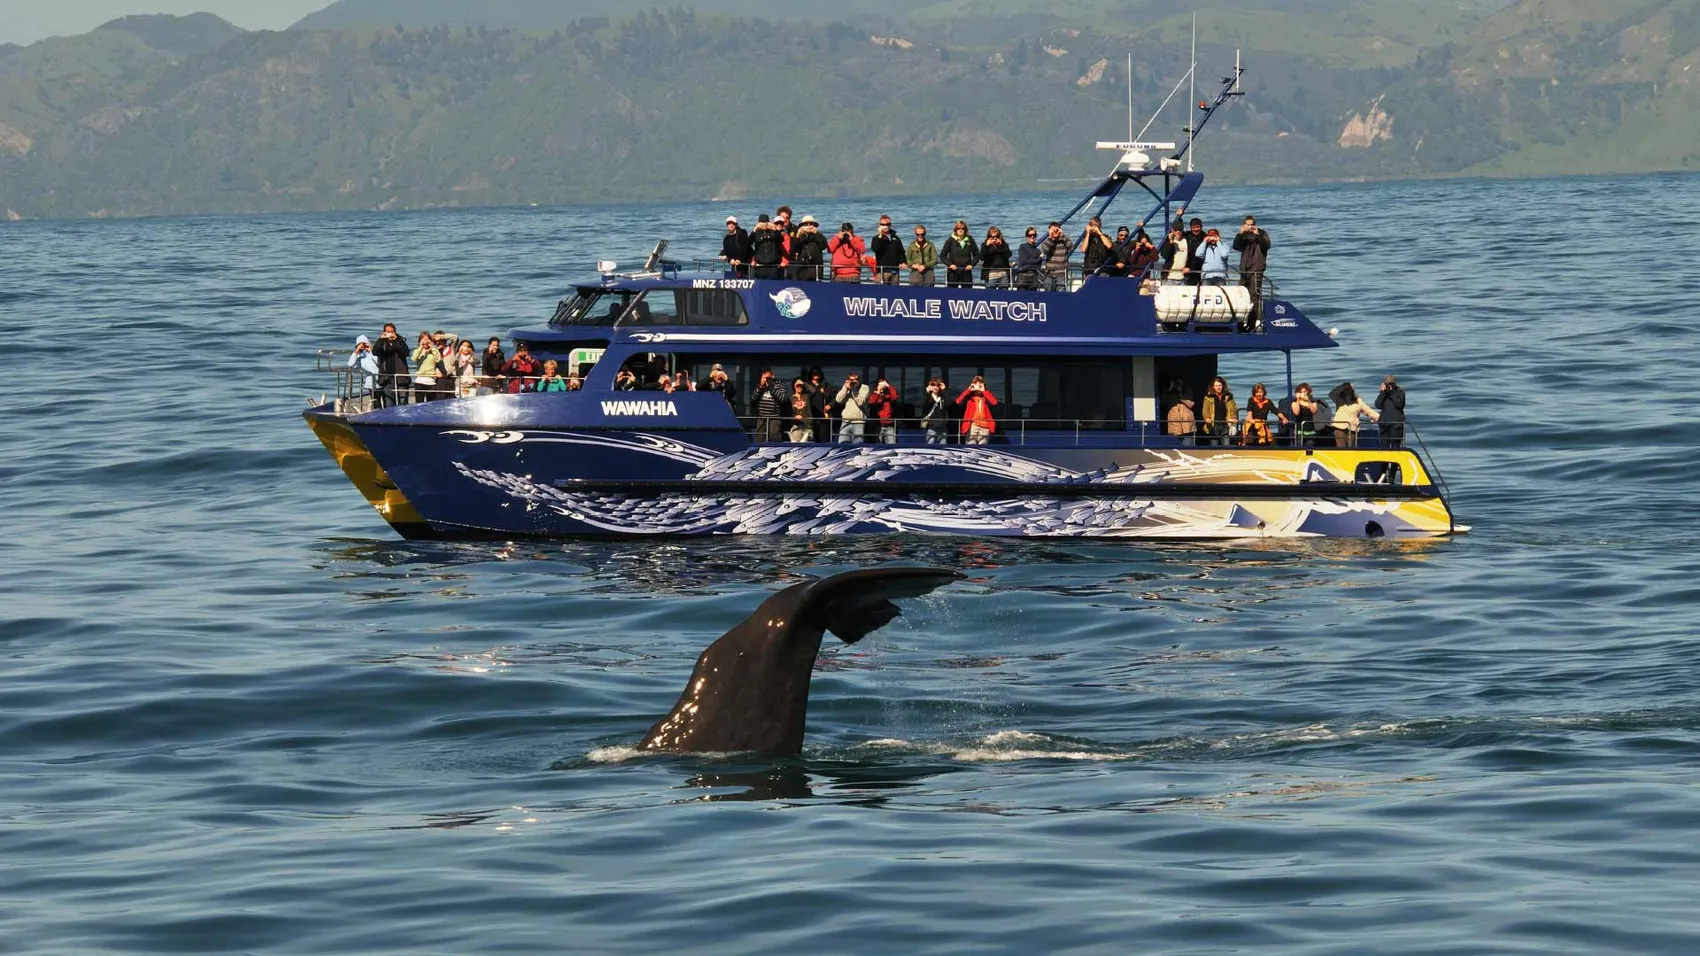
[1,1,1696,220]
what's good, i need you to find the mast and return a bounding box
[1187,12,1197,173]
[1127,52,1134,142]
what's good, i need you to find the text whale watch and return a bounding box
[304,61,1460,541]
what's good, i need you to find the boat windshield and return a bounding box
[550,289,636,327]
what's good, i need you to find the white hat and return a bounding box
[355,334,371,346]
[800,214,818,225]
[725,215,738,224]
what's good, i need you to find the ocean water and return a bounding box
[6,173,1700,954]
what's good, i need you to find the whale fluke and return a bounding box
[639,566,964,756]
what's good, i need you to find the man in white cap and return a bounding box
[789,215,828,281]
[703,362,738,409]
[719,215,751,278]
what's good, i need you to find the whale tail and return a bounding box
[799,567,967,645]
[639,566,966,755]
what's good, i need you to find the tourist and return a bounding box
[1331,382,1380,447]
[347,335,379,411]
[481,337,506,394]
[980,227,1011,288]
[1126,230,1160,287]
[789,379,812,442]
[454,340,480,398]
[500,342,542,393]
[956,375,998,445]
[870,216,904,284]
[828,222,866,282]
[1160,225,1189,282]
[703,363,737,408]
[835,372,870,443]
[536,359,569,392]
[674,368,695,392]
[867,377,899,443]
[789,216,828,281]
[1233,215,1271,317]
[1077,216,1115,277]
[775,205,795,237]
[1103,226,1132,277]
[614,368,639,391]
[1038,222,1071,290]
[656,374,675,394]
[1200,376,1236,445]
[1286,383,1320,445]
[1014,228,1042,290]
[1166,395,1196,445]
[940,220,979,288]
[411,330,447,402]
[753,368,787,442]
[906,225,937,286]
[1183,218,1207,286]
[806,369,831,442]
[370,323,410,408]
[566,373,582,391]
[719,216,752,278]
[1375,375,1406,448]
[749,214,786,280]
[1241,383,1282,445]
[919,378,949,445]
[1198,228,1231,284]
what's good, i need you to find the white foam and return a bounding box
[585,745,643,763]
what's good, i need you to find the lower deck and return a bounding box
[306,404,1458,541]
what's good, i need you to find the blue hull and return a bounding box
[314,400,1457,540]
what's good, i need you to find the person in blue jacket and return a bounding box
[346,335,380,412]
[1197,228,1232,283]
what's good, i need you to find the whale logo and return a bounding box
[769,286,812,319]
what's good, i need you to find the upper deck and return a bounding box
[514,265,1334,360]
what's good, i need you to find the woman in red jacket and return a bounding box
[956,375,999,445]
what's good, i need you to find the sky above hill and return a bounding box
[0,2,324,44]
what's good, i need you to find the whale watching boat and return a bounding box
[305,67,1459,540]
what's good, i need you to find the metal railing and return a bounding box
[681,257,1275,294]
[727,415,1423,451]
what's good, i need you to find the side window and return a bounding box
[624,291,680,325]
[681,290,748,326]
[1354,461,1404,484]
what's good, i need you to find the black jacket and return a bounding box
[750,226,786,266]
[1232,227,1271,274]
[1184,228,1207,272]
[703,377,738,408]
[789,229,828,266]
[721,227,752,263]
[1079,229,1115,274]
[939,234,979,269]
[870,231,906,268]
[979,238,1012,272]
[481,348,505,378]
[1016,240,1042,273]
[372,334,410,378]
[1374,384,1406,424]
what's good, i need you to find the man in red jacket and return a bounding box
[866,376,898,442]
[828,222,867,282]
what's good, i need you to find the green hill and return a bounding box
[1,1,1697,220]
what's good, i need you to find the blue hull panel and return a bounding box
[346,422,1455,539]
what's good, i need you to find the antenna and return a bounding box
[1126,52,1134,142]
[1187,12,1198,172]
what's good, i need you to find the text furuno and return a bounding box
[600,400,680,416]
